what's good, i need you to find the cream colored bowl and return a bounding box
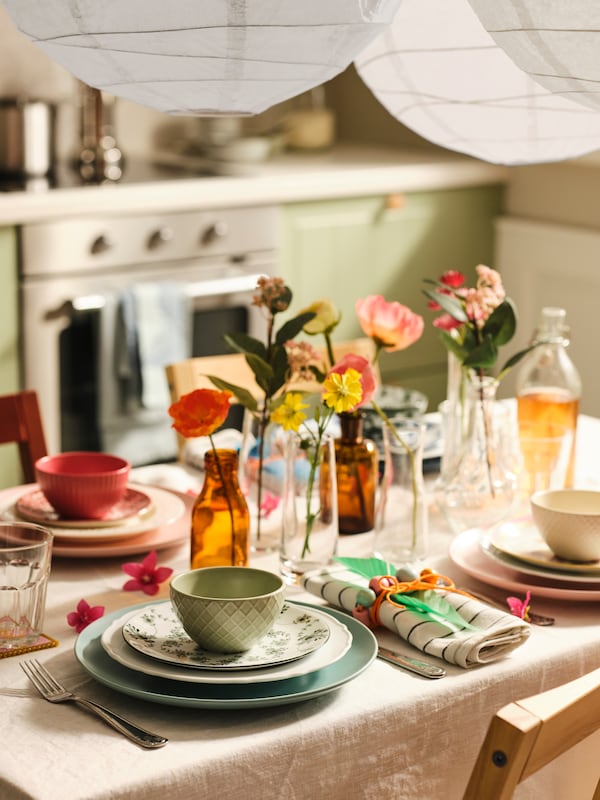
[170,566,285,653]
[530,489,600,562]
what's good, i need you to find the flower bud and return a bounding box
[301,299,341,335]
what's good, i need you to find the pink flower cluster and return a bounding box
[284,339,321,381]
[430,266,506,332]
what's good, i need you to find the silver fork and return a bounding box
[20,659,168,748]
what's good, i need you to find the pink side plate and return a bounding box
[16,487,153,528]
[51,491,193,558]
[0,483,190,550]
[449,528,600,602]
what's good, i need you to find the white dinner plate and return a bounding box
[102,602,352,684]
[481,535,600,584]
[122,601,331,670]
[0,483,185,543]
[75,601,377,709]
[489,516,600,575]
[449,528,600,601]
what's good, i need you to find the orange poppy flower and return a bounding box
[168,389,232,438]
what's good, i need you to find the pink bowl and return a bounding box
[35,452,131,520]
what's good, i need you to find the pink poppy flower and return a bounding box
[506,591,531,621]
[67,599,105,633]
[122,550,173,596]
[327,354,377,409]
[355,295,424,352]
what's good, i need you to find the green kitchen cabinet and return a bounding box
[0,226,22,489]
[280,185,504,412]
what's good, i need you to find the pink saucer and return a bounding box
[16,487,153,529]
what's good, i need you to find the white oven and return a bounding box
[19,204,278,465]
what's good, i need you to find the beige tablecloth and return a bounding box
[2,417,600,800]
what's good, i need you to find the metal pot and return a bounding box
[0,98,56,177]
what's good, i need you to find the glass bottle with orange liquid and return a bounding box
[191,449,250,568]
[516,307,581,488]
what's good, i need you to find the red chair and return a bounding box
[0,390,48,483]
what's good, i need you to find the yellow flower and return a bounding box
[322,368,363,414]
[271,393,309,432]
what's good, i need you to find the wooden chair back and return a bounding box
[0,390,48,483]
[165,338,381,455]
[165,338,381,404]
[165,352,260,403]
[463,667,600,799]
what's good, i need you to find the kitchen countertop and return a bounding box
[0,145,507,225]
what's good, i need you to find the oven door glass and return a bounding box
[59,304,249,463]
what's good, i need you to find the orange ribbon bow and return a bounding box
[357,568,474,628]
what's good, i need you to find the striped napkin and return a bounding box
[301,568,531,668]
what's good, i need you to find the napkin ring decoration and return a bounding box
[352,569,475,629]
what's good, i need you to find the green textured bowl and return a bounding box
[170,567,285,653]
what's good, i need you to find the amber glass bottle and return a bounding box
[191,449,250,568]
[334,412,378,534]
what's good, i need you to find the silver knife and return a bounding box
[377,646,446,679]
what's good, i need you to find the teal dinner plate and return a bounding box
[75,600,377,709]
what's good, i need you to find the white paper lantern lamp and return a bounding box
[355,0,600,166]
[469,1,600,113]
[1,0,401,116]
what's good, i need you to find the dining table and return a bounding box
[2,416,600,800]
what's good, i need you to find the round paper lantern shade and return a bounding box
[355,0,600,165]
[469,1,600,113]
[2,0,401,116]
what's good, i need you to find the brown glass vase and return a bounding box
[334,412,378,534]
[191,448,250,568]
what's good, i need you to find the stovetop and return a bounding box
[0,159,206,193]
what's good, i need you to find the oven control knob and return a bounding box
[89,234,113,255]
[147,226,174,251]
[201,221,228,245]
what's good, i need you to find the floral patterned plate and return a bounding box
[103,602,351,684]
[122,601,332,670]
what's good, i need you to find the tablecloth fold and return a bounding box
[301,568,531,668]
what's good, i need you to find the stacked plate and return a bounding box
[75,599,378,709]
[0,483,192,557]
[449,515,600,601]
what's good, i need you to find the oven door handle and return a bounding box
[64,274,266,314]
[184,273,266,299]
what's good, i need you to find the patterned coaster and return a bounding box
[0,633,59,659]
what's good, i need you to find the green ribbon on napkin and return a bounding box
[335,556,479,632]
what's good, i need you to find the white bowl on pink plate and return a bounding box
[530,489,600,562]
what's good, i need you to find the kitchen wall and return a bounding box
[3,6,598,418]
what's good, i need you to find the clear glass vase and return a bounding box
[374,419,429,566]
[279,432,339,586]
[238,411,286,554]
[437,352,470,487]
[440,373,517,533]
